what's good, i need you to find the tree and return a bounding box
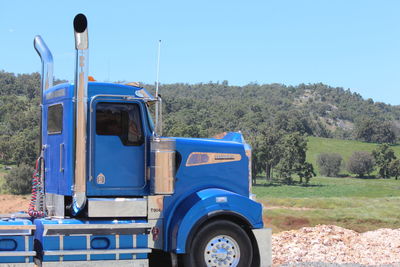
[347,151,375,177]
[316,153,343,177]
[372,144,396,178]
[297,162,316,184]
[389,159,400,180]
[274,132,313,184]
[2,164,33,195]
[253,127,283,180]
[354,118,396,144]
[250,128,314,184]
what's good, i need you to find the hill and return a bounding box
[150,82,400,139]
[1,70,400,167]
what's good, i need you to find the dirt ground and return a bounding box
[1,195,400,266]
[0,194,30,214]
[273,225,400,266]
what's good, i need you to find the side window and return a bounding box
[96,102,144,146]
[48,104,63,134]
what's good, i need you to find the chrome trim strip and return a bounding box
[0,225,36,230]
[41,259,149,267]
[86,234,90,261]
[132,235,137,259]
[186,152,242,167]
[42,222,151,236]
[60,235,64,262]
[59,143,64,172]
[115,234,120,260]
[43,248,151,256]
[24,236,29,263]
[0,251,36,257]
[43,223,150,230]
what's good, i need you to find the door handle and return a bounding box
[60,143,64,172]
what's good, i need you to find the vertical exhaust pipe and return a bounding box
[33,36,53,216]
[34,36,54,95]
[72,13,89,215]
[34,36,54,149]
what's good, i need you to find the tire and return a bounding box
[183,220,253,267]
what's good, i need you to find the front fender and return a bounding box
[167,188,263,254]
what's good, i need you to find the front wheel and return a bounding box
[183,220,253,267]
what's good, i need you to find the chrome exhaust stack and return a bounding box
[33,36,54,216]
[34,36,54,95]
[72,13,89,215]
[34,35,54,149]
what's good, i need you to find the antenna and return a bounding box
[155,40,162,134]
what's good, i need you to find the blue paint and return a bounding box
[0,239,17,251]
[42,82,153,197]
[34,218,149,262]
[0,219,34,263]
[162,135,253,251]
[165,188,263,253]
[87,98,150,196]
[42,83,74,196]
[38,81,263,257]
[91,237,110,249]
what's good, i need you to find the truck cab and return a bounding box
[43,83,153,201]
[0,14,271,267]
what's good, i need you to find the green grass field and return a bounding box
[253,176,400,233]
[307,136,400,176]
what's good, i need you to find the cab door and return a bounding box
[87,99,147,196]
[43,103,65,195]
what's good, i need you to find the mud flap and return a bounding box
[252,228,272,267]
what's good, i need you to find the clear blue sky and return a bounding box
[1,1,399,104]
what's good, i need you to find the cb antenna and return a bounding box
[155,40,162,134]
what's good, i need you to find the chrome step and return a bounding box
[43,222,151,236]
[87,198,147,218]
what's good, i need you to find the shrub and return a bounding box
[317,153,343,177]
[347,151,375,177]
[2,164,32,194]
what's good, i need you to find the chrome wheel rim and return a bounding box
[204,235,240,267]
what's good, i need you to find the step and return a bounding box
[87,198,147,218]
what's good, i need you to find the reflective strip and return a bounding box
[24,236,29,263]
[132,235,137,259]
[116,234,120,260]
[86,235,90,261]
[59,235,64,262]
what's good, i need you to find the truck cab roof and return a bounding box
[43,82,155,105]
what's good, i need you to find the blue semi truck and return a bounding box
[0,14,271,267]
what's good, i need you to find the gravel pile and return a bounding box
[273,225,400,266]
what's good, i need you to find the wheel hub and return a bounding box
[204,235,240,267]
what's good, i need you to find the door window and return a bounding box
[96,102,144,146]
[47,104,63,134]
